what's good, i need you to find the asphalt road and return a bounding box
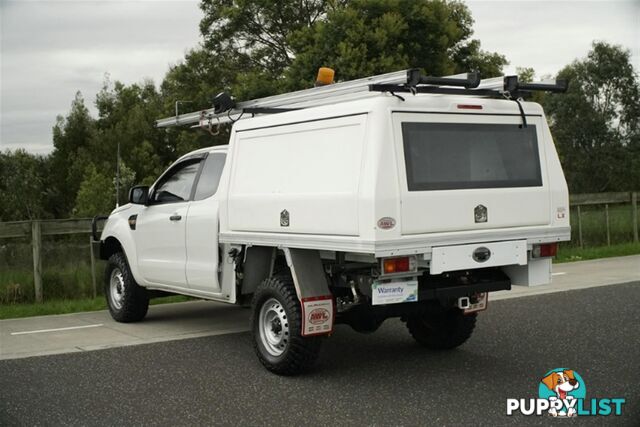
[2,282,639,426]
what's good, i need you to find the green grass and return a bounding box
[555,242,640,263]
[569,204,638,246]
[0,263,103,305]
[0,295,193,320]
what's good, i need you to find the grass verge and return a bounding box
[555,242,640,263]
[0,295,192,320]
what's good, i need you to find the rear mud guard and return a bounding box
[282,248,334,336]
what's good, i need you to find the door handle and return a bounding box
[169,214,182,221]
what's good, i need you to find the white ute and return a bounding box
[93,69,570,375]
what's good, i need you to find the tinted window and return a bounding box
[194,153,226,200]
[402,123,542,191]
[152,161,201,203]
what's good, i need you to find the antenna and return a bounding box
[116,142,120,208]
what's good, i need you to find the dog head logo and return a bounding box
[539,368,586,417]
[541,370,579,399]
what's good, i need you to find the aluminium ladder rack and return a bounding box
[155,69,566,129]
[156,69,416,129]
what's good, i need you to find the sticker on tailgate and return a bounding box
[372,280,418,305]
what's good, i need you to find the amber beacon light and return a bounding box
[315,67,335,86]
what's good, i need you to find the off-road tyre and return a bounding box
[251,275,322,375]
[405,308,476,350]
[104,252,149,323]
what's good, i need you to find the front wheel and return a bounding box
[405,307,476,350]
[104,252,149,323]
[251,275,322,375]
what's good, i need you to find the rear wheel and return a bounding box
[405,307,476,350]
[105,252,149,323]
[251,275,322,375]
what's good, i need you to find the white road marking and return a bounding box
[552,272,567,276]
[11,324,104,336]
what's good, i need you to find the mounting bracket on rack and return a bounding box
[503,75,568,99]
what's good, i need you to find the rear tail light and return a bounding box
[532,243,558,258]
[382,256,417,274]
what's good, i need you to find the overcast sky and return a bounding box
[1,0,638,155]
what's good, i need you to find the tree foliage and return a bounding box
[49,92,95,216]
[544,42,640,192]
[74,164,115,218]
[197,0,506,96]
[287,0,506,88]
[199,0,334,74]
[0,150,49,221]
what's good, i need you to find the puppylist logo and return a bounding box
[507,368,626,417]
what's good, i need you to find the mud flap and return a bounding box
[283,248,334,336]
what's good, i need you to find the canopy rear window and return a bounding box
[402,122,542,191]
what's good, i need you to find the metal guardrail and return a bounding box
[0,191,638,302]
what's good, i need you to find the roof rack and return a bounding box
[155,69,567,129]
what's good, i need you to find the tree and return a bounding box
[93,78,168,183]
[286,0,507,88]
[74,164,116,217]
[49,92,95,216]
[115,162,136,206]
[199,0,335,75]
[197,0,506,97]
[0,150,48,221]
[544,42,640,192]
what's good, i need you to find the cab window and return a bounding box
[151,160,201,204]
[194,153,226,200]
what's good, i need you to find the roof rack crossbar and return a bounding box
[369,84,502,98]
[504,75,568,95]
[407,69,481,89]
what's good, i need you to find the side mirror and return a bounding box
[129,186,149,205]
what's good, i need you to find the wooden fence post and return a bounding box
[576,205,583,248]
[605,204,610,246]
[89,235,97,299]
[31,221,43,303]
[632,192,638,243]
